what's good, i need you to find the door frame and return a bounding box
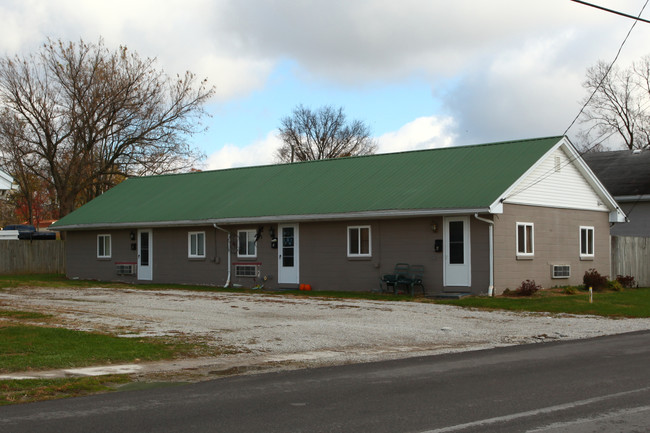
[443,216,471,288]
[137,229,153,281]
[277,224,299,284]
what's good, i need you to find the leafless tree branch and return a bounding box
[580,57,650,150]
[0,38,214,218]
[276,104,376,163]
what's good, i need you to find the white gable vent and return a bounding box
[551,265,570,279]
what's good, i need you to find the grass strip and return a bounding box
[2,274,650,317]
[0,310,51,320]
[0,375,130,406]
[0,273,128,289]
[436,288,650,318]
[0,325,176,373]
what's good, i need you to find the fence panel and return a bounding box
[611,236,649,287]
[0,240,65,274]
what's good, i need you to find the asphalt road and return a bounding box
[1,331,649,433]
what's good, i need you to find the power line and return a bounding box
[571,0,650,24]
[564,0,649,137]
[505,1,650,204]
[500,2,648,219]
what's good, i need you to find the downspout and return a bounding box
[474,214,494,297]
[213,224,231,288]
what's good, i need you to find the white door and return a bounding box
[444,216,471,287]
[278,224,299,284]
[137,229,153,281]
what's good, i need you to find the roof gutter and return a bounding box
[50,208,491,231]
[213,224,231,288]
[614,194,650,203]
[474,213,494,297]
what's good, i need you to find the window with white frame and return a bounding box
[97,234,111,259]
[516,223,534,256]
[188,231,205,258]
[348,226,371,257]
[238,229,257,258]
[580,226,594,257]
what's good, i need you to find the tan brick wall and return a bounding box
[493,204,610,293]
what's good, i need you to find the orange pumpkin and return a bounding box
[299,284,305,291]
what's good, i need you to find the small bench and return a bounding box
[381,263,424,296]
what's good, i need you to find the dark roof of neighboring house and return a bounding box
[51,136,564,230]
[582,149,650,197]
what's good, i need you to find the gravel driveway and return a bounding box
[2,286,649,378]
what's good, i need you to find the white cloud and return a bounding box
[376,116,456,154]
[0,0,273,101]
[443,31,588,143]
[196,54,272,101]
[214,0,633,83]
[4,1,637,95]
[205,131,281,170]
[2,0,649,148]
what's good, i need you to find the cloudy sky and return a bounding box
[2,0,649,169]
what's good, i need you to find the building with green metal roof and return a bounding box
[53,136,625,295]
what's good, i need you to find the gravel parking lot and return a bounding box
[2,286,650,379]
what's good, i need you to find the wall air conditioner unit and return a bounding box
[116,263,136,276]
[234,264,259,277]
[551,264,570,279]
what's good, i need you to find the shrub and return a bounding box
[607,280,624,292]
[583,268,608,292]
[516,280,541,296]
[563,286,578,295]
[616,275,636,289]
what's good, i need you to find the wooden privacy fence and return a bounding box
[611,236,649,287]
[0,240,65,274]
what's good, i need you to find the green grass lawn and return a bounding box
[0,315,209,406]
[436,288,650,318]
[0,293,213,406]
[0,325,177,373]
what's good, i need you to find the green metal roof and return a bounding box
[52,136,563,229]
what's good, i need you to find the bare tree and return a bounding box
[581,58,650,150]
[276,105,376,163]
[0,38,214,218]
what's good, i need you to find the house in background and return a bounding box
[51,136,625,295]
[0,169,13,200]
[583,149,650,237]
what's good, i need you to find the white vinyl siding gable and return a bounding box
[505,148,610,212]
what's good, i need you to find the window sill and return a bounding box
[236,257,258,261]
[188,256,206,261]
[580,256,594,261]
[516,255,534,261]
[97,257,112,261]
[347,256,372,261]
